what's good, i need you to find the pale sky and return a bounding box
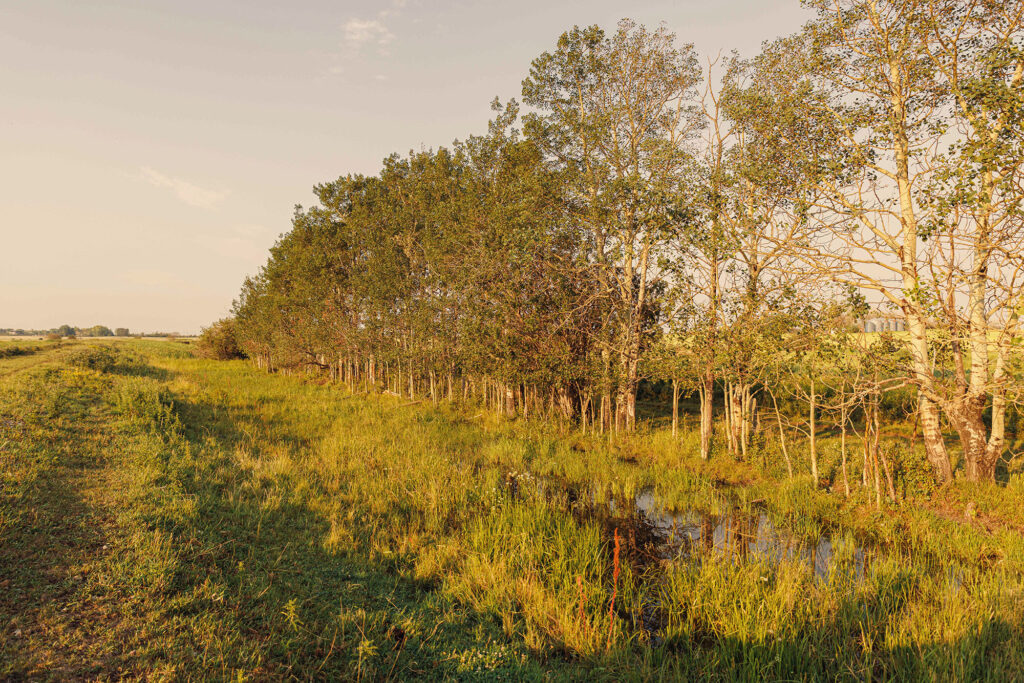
[1,0,812,334]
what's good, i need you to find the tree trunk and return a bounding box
[579,391,590,434]
[840,399,850,497]
[740,385,751,459]
[958,401,999,482]
[918,392,952,483]
[982,379,1009,481]
[862,406,871,488]
[809,379,818,486]
[620,346,639,432]
[873,401,897,501]
[671,378,679,438]
[769,389,793,479]
[724,381,733,454]
[599,393,607,435]
[888,57,953,485]
[871,405,882,509]
[699,371,713,460]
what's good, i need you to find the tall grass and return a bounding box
[2,340,1022,680]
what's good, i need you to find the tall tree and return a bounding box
[795,0,1024,482]
[523,19,702,431]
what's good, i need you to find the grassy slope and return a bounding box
[2,340,1023,680]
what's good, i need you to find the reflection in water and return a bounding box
[500,472,975,647]
[502,469,975,651]
[632,490,871,583]
[504,473,953,587]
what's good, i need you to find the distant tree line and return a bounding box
[1,325,127,337]
[0,326,186,338]
[232,4,1024,485]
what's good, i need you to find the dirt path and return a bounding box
[0,375,128,678]
[0,345,62,379]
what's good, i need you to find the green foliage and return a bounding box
[3,340,1024,679]
[886,440,938,499]
[111,378,179,434]
[65,344,152,377]
[83,325,114,337]
[0,343,44,360]
[195,318,244,360]
[66,345,119,373]
[219,9,1024,494]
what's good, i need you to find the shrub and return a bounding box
[67,345,119,372]
[196,318,245,360]
[44,333,62,342]
[0,343,43,359]
[113,378,179,432]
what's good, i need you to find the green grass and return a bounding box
[2,340,1023,680]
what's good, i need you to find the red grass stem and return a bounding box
[607,527,621,650]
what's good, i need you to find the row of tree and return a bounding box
[0,325,130,338]
[232,2,1024,483]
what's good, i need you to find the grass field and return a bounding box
[2,340,1023,680]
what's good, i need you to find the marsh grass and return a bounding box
[0,341,47,360]
[1,341,1022,680]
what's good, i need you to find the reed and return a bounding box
[2,340,1022,680]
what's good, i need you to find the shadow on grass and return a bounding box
[159,378,1024,680]
[111,362,173,381]
[162,390,557,680]
[654,613,1022,681]
[0,397,121,677]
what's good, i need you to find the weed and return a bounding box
[3,340,1023,680]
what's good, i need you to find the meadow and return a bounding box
[2,339,1023,680]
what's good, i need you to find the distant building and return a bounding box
[861,312,905,333]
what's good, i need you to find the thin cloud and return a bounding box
[139,166,227,209]
[339,0,408,59]
[343,18,395,50]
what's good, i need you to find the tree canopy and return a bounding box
[231,9,1024,484]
